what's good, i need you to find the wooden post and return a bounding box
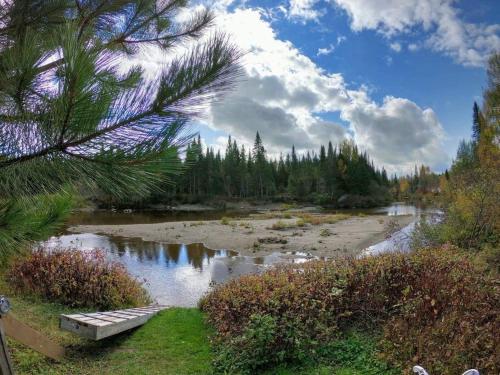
[2,314,64,361]
[0,296,14,375]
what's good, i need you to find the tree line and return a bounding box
[140,132,394,208]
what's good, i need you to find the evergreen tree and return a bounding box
[112,135,398,209]
[472,102,483,144]
[0,1,240,256]
[253,132,269,197]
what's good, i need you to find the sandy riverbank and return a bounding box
[69,213,415,258]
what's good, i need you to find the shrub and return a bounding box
[212,314,282,374]
[319,228,331,237]
[220,217,231,225]
[200,248,499,374]
[296,218,306,227]
[379,250,500,374]
[7,248,151,310]
[270,220,294,230]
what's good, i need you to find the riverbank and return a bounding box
[2,273,393,374]
[69,213,414,258]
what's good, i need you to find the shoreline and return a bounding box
[69,214,415,258]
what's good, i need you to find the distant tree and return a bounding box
[111,135,395,208]
[472,102,483,144]
[252,132,271,197]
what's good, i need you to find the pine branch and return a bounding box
[0,0,241,200]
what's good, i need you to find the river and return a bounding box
[45,203,433,307]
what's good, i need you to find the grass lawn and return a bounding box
[2,278,398,374]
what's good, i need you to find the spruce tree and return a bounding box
[253,132,267,197]
[472,102,484,145]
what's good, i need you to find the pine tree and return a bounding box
[472,102,482,144]
[0,1,240,256]
[253,132,267,197]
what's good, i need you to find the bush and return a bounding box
[212,314,282,374]
[7,248,151,310]
[220,217,231,225]
[270,220,293,230]
[200,248,499,374]
[319,228,332,237]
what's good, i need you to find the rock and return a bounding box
[258,237,288,244]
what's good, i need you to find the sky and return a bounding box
[167,0,500,175]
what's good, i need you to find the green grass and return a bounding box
[3,275,212,374]
[2,277,398,374]
[99,308,212,374]
[8,306,213,374]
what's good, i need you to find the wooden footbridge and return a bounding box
[60,305,168,340]
[0,296,483,375]
[0,295,167,374]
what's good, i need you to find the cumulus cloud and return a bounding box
[287,0,324,22]
[341,96,448,173]
[329,0,500,67]
[203,7,448,172]
[128,3,449,173]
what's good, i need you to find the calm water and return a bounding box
[364,206,442,255]
[44,234,312,307]
[65,209,254,226]
[47,203,422,306]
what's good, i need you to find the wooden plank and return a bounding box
[60,316,96,340]
[77,313,126,324]
[60,305,168,340]
[0,319,15,375]
[1,314,65,362]
[98,312,135,319]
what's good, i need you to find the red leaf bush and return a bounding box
[200,247,499,374]
[7,248,151,310]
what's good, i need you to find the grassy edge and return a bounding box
[1,274,399,375]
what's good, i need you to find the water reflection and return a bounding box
[44,233,309,307]
[65,209,253,226]
[364,207,443,256]
[47,203,426,306]
[324,202,420,217]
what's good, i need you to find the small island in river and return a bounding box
[69,211,414,258]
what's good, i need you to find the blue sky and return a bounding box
[183,0,500,174]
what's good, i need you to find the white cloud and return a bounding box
[390,42,402,52]
[204,7,448,172]
[341,96,448,173]
[317,35,347,56]
[287,0,324,22]
[329,0,500,67]
[130,3,450,173]
[317,44,335,56]
[408,43,419,51]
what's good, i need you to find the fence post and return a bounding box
[0,296,14,375]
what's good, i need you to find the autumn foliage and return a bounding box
[7,248,151,310]
[200,248,499,374]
